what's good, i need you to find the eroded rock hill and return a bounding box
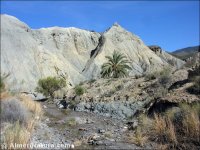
[1,15,184,92]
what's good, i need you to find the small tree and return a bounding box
[101,51,132,78]
[36,76,66,98]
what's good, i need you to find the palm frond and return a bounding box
[101,51,132,78]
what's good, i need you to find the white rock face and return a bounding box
[1,15,184,92]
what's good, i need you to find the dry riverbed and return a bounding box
[30,101,150,149]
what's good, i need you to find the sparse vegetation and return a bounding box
[151,114,177,145]
[19,95,43,117]
[129,127,148,147]
[188,76,200,94]
[1,90,43,148]
[103,88,115,97]
[158,75,172,88]
[145,72,157,81]
[115,84,124,91]
[67,118,77,127]
[74,85,85,96]
[88,79,96,84]
[136,103,200,149]
[101,51,132,78]
[35,76,66,98]
[187,65,200,94]
[145,67,172,81]
[179,103,200,140]
[135,74,143,79]
[88,79,96,87]
[1,99,29,125]
[104,131,113,138]
[4,121,30,149]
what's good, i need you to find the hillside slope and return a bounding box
[1,14,184,92]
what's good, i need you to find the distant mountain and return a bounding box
[171,46,200,60]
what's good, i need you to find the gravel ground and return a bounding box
[30,102,146,149]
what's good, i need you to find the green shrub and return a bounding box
[74,85,85,96]
[145,71,159,81]
[79,81,84,86]
[35,76,66,98]
[88,79,96,87]
[115,84,124,91]
[159,67,172,76]
[88,79,96,84]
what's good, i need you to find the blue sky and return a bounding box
[1,1,199,52]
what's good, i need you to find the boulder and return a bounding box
[55,99,68,109]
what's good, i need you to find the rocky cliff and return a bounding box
[1,15,184,92]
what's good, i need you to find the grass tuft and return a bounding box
[4,121,30,148]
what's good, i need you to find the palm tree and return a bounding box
[101,51,132,78]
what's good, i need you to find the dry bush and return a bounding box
[4,121,30,149]
[18,95,43,118]
[179,103,200,137]
[138,114,152,130]
[165,107,178,121]
[1,99,29,125]
[157,144,168,150]
[26,119,36,133]
[1,90,43,149]
[150,114,177,145]
[152,114,167,142]
[129,128,148,147]
[1,94,43,147]
[135,103,199,149]
[192,103,200,116]
[165,117,177,144]
[182,110,199,139]
[145,103,200,149]
[133,129,148,147]
[18,95,43,133]
[0,92,13,100]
